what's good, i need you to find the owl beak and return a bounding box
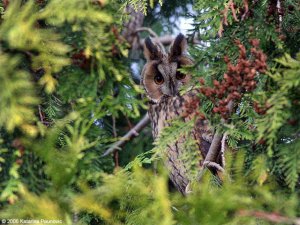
[169,80,177,96]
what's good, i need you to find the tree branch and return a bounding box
[112,116,119,168]
[139,35,204,48]
[204,132,223,163]
[221,132,228,167]
[139,35,174,48]
[102,114,150,157]
[238,210,300,225]
[135,27,158,38]
[203,161,225,173]
[197,132,224,181]
[38,105,44,123]
[121,5,144,51]
[197,102,234,180]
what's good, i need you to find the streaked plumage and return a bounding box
[141,34,218,194]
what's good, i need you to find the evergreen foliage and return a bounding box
[0,0,299,224]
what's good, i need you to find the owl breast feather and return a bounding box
[148,90,214,194]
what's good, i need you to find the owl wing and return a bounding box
[149,90,217,194]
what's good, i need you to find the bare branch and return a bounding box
[197,132,223,181]
[139,35,174,48]
[38,105,44,123]
[112,116,119,168]
[135,27,158,38]
[121,5,144,50]
[205,132,223,163]
[218,22,224,38]
[102,114,150,157]
[277,0,282,30]
[139,35,204,48]
[238,210,300,225]
[112,116,117,138]
[241,0,249,20]
[203,161,225,173]
[197,102,233,180]
[221,132,228,167]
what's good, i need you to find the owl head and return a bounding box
[141,33,193,103]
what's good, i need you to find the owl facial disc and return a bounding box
[141,33,193,103]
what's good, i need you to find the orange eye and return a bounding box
[154,74,164,85]
[176,71,186,80]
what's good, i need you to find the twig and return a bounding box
[238,210,300,225]
[136,27,158,38]
[102,114,150,157]
[112,116,119,168]
[25,51,34,58]
[218,22,224,38]
[139,35,203,48]
[38,105,44,123]
[125,115,133,129]
[221,132,228,167]
[139,35,174,47]
[276,0,282,30]
[112,116,117,138]
[52,95,62,105]
[241,0,249,20]
[203,161,225,173]
[38,105,53,126]
[72,212,78,224]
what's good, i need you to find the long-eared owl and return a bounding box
[141,34,221,194]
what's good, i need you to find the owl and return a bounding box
[141,33,222,194]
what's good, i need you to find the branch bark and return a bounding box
[139,35,203,49]
[198,102,234,180]
[238,210,300,225]
[204,133,223,163]
[221,132,228,167]
[112,116,119,168]
[135,27,158,38]
[102,114,150,157]
[139,35,174,48]
[121,5,144,51]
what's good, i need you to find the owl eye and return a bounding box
[154,74,164,85]
[176,71,186,80]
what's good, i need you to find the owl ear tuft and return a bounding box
[144,37,163,61]
[169,33,187,59]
